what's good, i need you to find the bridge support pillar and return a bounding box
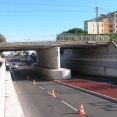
[31,47,71,80]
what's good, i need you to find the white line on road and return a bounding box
[39,86,44,90]
[61,100,78,111]
[47,91,51,95]
[38,85,78,112]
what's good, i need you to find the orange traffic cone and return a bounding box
[51,89,56,97]
[78,104,86,115]
[27,76,29,80]
[32,80,36,85]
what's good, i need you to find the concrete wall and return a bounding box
[31,63,71,80]
[32,47,71,80]
[36,47,60,69]
[61,42,117,77]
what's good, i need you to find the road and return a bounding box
[6,56,117,117]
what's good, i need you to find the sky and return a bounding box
[0,0,117,42]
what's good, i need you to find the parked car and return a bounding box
[11,62,18,69]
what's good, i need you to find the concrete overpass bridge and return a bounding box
[1,39,117,80]
[0,40,110,51]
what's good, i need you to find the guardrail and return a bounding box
[0,40,110,46]
[0,60,5,117]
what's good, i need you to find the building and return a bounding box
[103,18,114,34]
[84,21,104,34]
[84,11,117,34]
[112,11,117,33]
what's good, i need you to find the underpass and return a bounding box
[4,55,117,117]
[1,38,117,116]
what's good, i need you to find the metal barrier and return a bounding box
[56,34,110,42]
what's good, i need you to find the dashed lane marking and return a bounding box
[39,86,44,90]
[61,100,78,111]
[38,85,78,112]
[47,91,51,95]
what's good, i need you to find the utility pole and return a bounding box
[96,7,99,34]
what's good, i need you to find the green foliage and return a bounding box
[0,33,6,56]
[0,33,6,43]
[109,33,117,41]
[0,52,2,57]
[17,52,21,57]
[61,28,88,35]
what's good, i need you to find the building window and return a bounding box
[93,29,94,34]
[102,24,103,27]
[102,29,103,33]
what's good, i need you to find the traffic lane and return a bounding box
[10,58,117,117]
[6,56,22,67]
[36,80,117,117]
[13,66,117,117]
[12,70,80,117]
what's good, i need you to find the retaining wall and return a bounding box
[61,42,117,77]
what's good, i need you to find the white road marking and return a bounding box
[38,85,78,112]
[47,91,51,95]
[39,86,44,90]
[61,100,78,111]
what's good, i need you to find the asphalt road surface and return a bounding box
[6,56,117,117]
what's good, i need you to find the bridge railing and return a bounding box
[56,34,110,42]
[0,34,110,44]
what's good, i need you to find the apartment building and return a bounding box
[84,11,117,34]
[103,18,114,34]
[112,11,117,33]
[84,21,104,34]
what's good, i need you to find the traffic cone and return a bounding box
[32,80,36,85]
[51,89,56,97]
[27,76,29,80]
[78,104,86,115]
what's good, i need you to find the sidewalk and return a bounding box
[4,70,25,117]
[55,78,117,103]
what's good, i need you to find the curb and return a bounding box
[0,61,5,117]
[5,70,25,117]
[54,80,117,104]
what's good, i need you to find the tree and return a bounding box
[61,28,88,35]
[0,33,6,57]
[56,28,88,41]
[0,33,6,43]
[109,33,117,41]
[17,51,21,57]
